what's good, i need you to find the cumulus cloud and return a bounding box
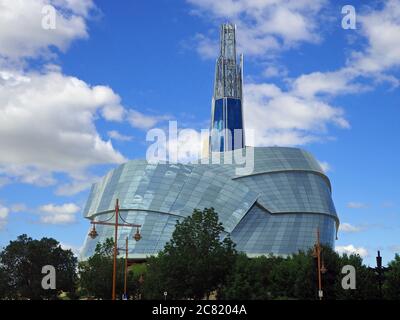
[0,0,174,194]
[0,0,94,62]
[107,130,134,142]
[339,223,362,233]
[146,127,205,164]
[352,0,400,74]
[187,0,326,57]
[128,109,170,130]
[243,83,349,146]
[38,203,80,224]
[55,174,101,196]
[336,245,368,258]
[290,69,366,98]
[0,69,126,187]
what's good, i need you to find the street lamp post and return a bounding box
[116,237,129,300]
[88,198,142,300]
[313,228,327,300]
[124,237,128,299]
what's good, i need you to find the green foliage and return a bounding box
[127,263,147,300]
[384,254,400,299]
[0,234,77,300]
[143,208,237,299]
[78,238,125,299]
[218,253,281,299]
[218,245,383,300]
[335,254,379,299]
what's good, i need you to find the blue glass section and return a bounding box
[230,204,335,255]
[211,98,225,152]
[211,98,244,152]
[226,98,243,150]
[237,172,336,217]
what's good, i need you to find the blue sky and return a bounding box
[0,0,399,266]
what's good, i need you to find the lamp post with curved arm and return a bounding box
[88,198,142,300]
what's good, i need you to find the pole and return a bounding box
[377,250,383,299]
[112,198,119,300]
[317,228,322,300]
[124,237,128,299]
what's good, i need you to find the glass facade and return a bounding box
[210,98,244,152]
[81,147,339,260]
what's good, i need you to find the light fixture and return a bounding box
[88,224,98,239]
[134,227,141,241]
[321,261,327,274]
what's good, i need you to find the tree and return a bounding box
[0,234,77,299]
[384,254,400,299]
[269,250,315,299]
[143,207,237,299]
[0,267,8,298]
[335,254,379,300]
[218,253,280,300]
[268,246,342,300]
[78,238,126,299]
[128,263,147,299]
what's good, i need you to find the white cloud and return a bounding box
[339,223,362,233]
[0,69,126,187]
[0,205,9,229]
[244,82,349,146]
[347,202,368,209]
[336,245,368,258]
[107,130,134,142]
[263,65,288,78]
[101,104,126,122]
[291,69,366,98]
[0,1,173,194]
[0,205,9,219]
[317,161,330,173]
[38,202,80,224]
[128,109,170,130]
[0,0,94,61]
[352,0,400,74]
[146,128,205,164]
[55,174,100,196]
[187,0,326,57]
[168,129,204,163]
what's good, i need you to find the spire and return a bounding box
[209,23,245,153]
[213,23,243,100]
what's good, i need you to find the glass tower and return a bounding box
[210,23,245,152]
